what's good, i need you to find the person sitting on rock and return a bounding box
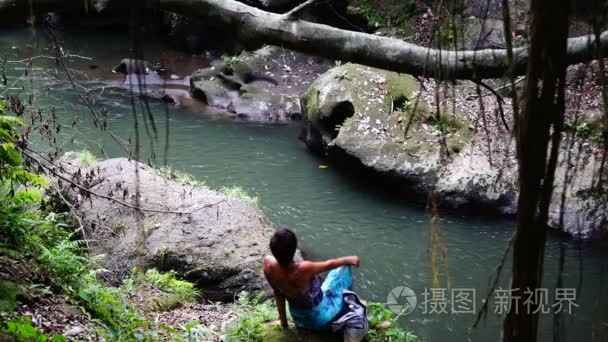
[263,228,360,331]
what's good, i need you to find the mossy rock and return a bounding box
[301,62,473,162]
[301,63,488,206]
[301,63,417,123]
[144,293,182,312]
[565,115,606,145]
[189,48,304,121]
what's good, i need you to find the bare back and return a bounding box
[263,256,315,298]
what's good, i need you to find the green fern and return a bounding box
[0,102,46,189]
[139,268,199,303]
[38,239,88,287]
[225,292,279,342]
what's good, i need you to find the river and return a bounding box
[1,28,607,341]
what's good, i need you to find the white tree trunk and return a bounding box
[2,0,607,80]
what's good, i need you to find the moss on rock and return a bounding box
[301,62,474,163]
[302,63,418,122]
[144,294,182,312]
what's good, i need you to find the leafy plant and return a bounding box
[0,100,53,255]
[0,191,68,256]
[366,302,423,342]
[347,0,416,30]
[38,239,88,288]
[224,291,279,342]
[0,101,170,340]
[12,187,43,204]
[0,280,18,312]
[77,273,140,338]
[397,98,415,125]
[348,1,387,28]
[157,166,207,187]
[1,316,66,342]
[0,101,46,189]
[220,186,259,205]
[157,167,259,205]
[334,68,351,81]
[139,268,199,303]
[426,112,464,134]
[222,55,243,66]
[368,302,393,327]
[566,119,605,144]
[34,230,143,338]
[178,320,211,341]
[370,327,422,342]
[79,150,97,166]
[575,121,592,138]
[435,20,464,50]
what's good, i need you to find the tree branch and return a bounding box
[283,0,319,19]
[2,0,608,79]
[476,80,510,131]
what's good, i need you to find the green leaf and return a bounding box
[0,281,18,312]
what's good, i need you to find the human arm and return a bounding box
[263,256,289,328]
[302,256,360,275]
[275,293,289,328]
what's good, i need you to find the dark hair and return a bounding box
[270,228,297,268]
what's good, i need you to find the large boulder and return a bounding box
[54,152,273,300]
[301,63,476,195]
[190,46,331,122]
[301,64,608,238]
[462,0,504,19]
[462,17,505,49]
[548,147,608,238]
[110,58,193,106]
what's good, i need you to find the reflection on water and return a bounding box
[1,28,607,341]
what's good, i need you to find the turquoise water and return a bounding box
[1,28,607,341]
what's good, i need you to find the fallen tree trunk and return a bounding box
[2,0,608,79]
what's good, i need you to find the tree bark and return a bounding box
[503,0,569,340]
[1,0,608,80]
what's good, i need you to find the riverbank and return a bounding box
[1,11,607,339]
[4,4,602,239]
[0,151,420,341]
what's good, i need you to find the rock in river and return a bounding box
[301,63,480,199]
[54,152,272,300]
[190,46,330,121]
[301,63,608,238]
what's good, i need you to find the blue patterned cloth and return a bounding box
[288,266,353,331]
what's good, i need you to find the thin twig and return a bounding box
[44,25,130,153]
[476,80,510,132]
[24,149,226,215]
[0,75,26,97]
[3,54,93,65]
[472,232,515,329]
[284,0,320,19]
[45,172,90,250]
